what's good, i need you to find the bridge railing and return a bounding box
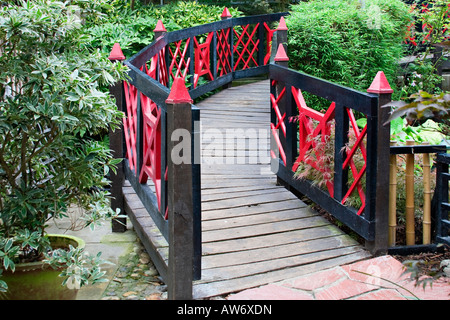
[269,40,450,255]
[269,42,392,254]
[108,9,288,299]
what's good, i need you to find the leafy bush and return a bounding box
[285,0,412,107]
[400,0,450,97]
[85,0,242,58]
[0,0,127,290]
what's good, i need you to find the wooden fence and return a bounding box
[388,143,449,254]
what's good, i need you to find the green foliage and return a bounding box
[384,91,450,137]
[401,0,450,97]
[198,0,293,15]
[85,0,242,58]
[44,245,113,290]
[286,0,411,109]
[0,0,128,290]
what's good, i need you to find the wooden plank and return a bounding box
[202,224,344,255]
[202,207,315,231]
[201,183,279,196]
[201,190,299,211]
[201,199,306,221]
[201,186,283,202]
[202,216,331,243]
[201,235,360,270]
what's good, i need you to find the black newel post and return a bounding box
[108,43,127,233]
[166,78,194,300]
[366,71,392,255]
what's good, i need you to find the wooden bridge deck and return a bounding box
[123,80,371,299]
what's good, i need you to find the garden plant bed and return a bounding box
[392,245,450,282]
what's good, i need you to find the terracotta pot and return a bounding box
[0,234,85,300]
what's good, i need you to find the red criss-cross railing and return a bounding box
[194,33,214,87]
[291,87,336,198]
[169,38,191,80]
[270,42,393,245]
[341,110,367,216]
[216,27,232,77]
[233,23,260,71]
[123,80,138,172]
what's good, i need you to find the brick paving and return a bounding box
[227,256,450,300]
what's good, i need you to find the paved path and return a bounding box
[228,255,450,300]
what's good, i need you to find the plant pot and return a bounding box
[0,234,85,300]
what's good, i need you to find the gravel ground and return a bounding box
[100,239,168,300]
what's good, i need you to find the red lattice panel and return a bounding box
[216,28,232,76]
[341,110,367,216]
[270,81,287,166]
[123,81,138,172]
[144,47,169,87]
[263,22,276,65]
[233,24,260,71]
[194,33,214,87]
[138,91,163,212]
[291,87,335,197]
[123,55,167,217]
[168,38,191,80]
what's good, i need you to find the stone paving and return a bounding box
[100,239,168,300]
[99,238,450,300]
[227,255,450,300]
[52,214,448,301]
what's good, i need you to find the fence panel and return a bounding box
[269,63,384,242]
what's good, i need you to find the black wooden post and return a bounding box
[108,43,127,233]
[277,16,288,52]
[221,7,233,88]
[273,44,292,180]
[366,71,392,255]
[166,77,194,300]
[154,19,167,84]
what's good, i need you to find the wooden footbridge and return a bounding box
[108,9,450,300]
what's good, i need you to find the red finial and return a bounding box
[274,44,289,62]
[277,17,288,31]
[108,43,125,61]
[367,71,393,94]
[221,7,232,19]
[166,78,193,104]
[154,20,167,33]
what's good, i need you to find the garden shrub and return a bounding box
[0,0,127,241]
[86,0,242,58]
[285,0,412,109]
